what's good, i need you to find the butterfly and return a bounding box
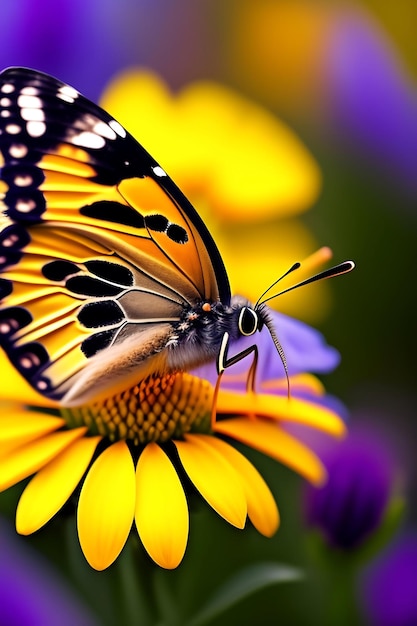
[0,67,354,407]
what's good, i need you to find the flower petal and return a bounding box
[174,434,247,529]
[16,436,102,535]
[261,373,324,396]
[216,390,346,437]
[135,443,188,569]
[77,441,135,571]
[214,418,326,486]
[0,409,65,454]
[0,427,87,491]
[200,436,279,537]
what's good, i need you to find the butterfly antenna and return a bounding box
[257,303,291,399]
[255,258,354,399]
[254,262,301,309]
[258,260,355,306]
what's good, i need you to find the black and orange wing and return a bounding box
[0,67,230,404]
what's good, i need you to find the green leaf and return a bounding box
[187,562,303,626]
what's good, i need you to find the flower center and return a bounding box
[61,372,214,444]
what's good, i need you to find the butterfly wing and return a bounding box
[0,67,230,404]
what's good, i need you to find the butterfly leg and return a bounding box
[216,331,259,381]
[211,332,259,427]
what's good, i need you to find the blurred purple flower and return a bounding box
[1,0,138,99]
[325,10,417,195]
[1,0,215,99]
[304,429,393,549]
[360,532,417,626]
[193,309,340,390]
[0,518,98,626]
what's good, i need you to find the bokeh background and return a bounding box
[0,1,416,624]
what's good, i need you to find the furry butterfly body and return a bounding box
[0,67,268,405]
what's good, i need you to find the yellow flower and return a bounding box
[0,351,345,571]
[100,70,331,322]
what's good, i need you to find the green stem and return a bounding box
[117,536,155,626]
[153,568,181,626]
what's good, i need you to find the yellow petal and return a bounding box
[214,418,326,486]
[135,443,188,569]
[174,434,247,529]
[0,409,65,454]
[16,436,102,535]
[261,373,325,396]
[0,352,59,407]
[0,427,87,491]
[200,436,279,537]
[217,390,346,438]
[77,441,135,571]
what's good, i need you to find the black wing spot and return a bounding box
[145,214,168,232]
[81,329,117,358]
[166,223,188,244]
[2,163,45,189]
[66,275,124,297]
[0,223,30,249]
[0,279,13,300]
[145,214,188,244]
[0,306,32,339]
[0,224,31,268]
[78,300,125,329]
[80,200,145,229]
[85,260,134,286]
[42,260,81,282]
[5,189,46,222]
[13,342,49,375]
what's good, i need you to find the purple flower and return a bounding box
[325,10,417,195]
[0,0,136,99]
[360,533,417,626]
[304,428,393,549]
[0,518,98,626]
[193,309,340,391]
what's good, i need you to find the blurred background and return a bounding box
[0,1,416,624]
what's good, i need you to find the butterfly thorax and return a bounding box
[166,296,253,371]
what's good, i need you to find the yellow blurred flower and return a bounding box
[228,0,332,117]
[100,69,331,321]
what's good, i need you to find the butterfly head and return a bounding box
[215,258,355,388]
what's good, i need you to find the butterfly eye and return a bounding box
[238,307,259,336]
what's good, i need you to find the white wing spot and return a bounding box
[14,174,33,187]
[57,85,79,103]
[9,144,28,159]
[26,120,46,137]
[1,110,11,118]
[21,108,45,122]
[109,119,126,138]
[93,121,117,140]
[1,84,15,94]
[16,198,36,213]
[0,97,12,107]
[5,124,21,135]
[152,166,167,177]
[1,233,19,247]
[17,94,43,109]
[71,131,106,149]
[21,86,39,96]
